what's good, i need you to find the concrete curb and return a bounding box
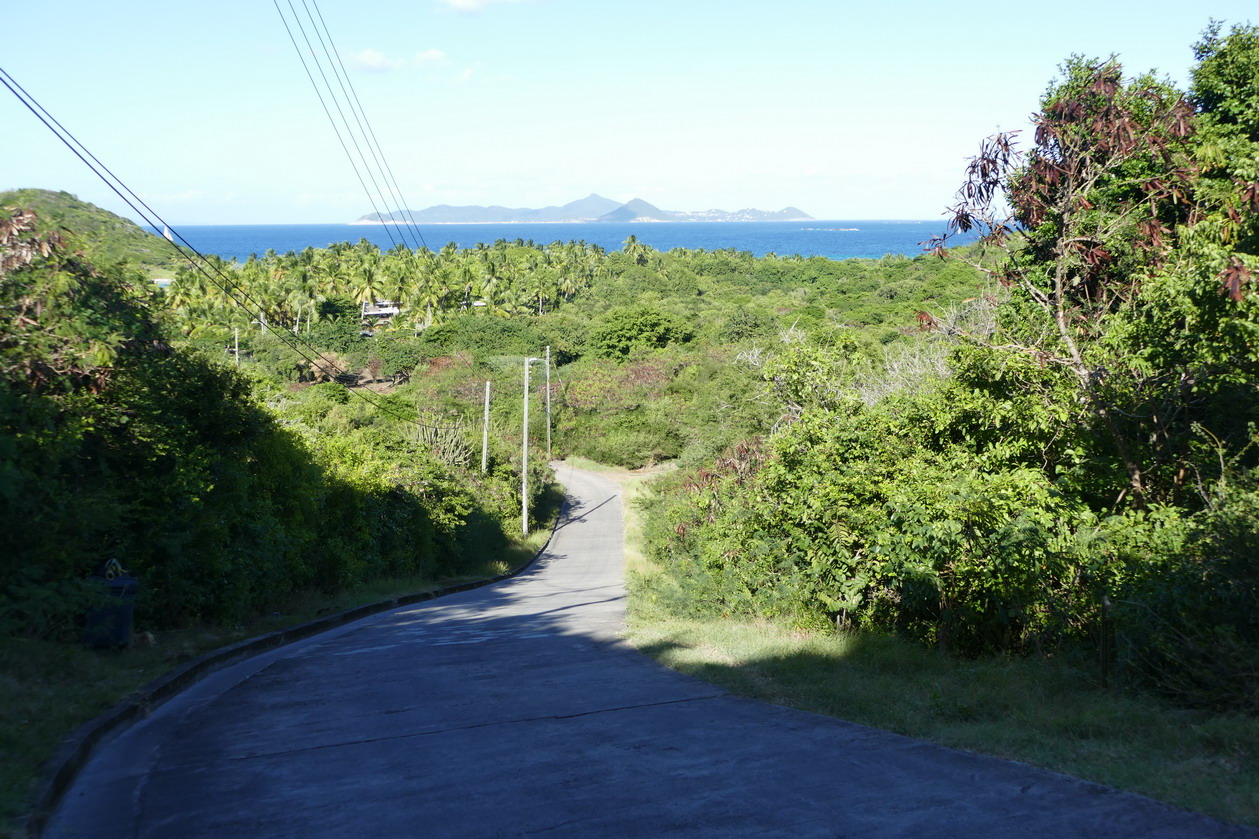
[25,513,562,838]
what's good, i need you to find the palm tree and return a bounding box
[352,249,386,308]
[622,234,652,266]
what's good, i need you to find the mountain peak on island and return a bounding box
[596,198,668,222]
[557,193,623,218]
[355,196,812,225]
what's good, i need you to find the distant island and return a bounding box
[353,194,813,225]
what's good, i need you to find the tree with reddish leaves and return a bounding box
[930,40,1259,510]
[936,59,1200,334]
[931,59,1200,505]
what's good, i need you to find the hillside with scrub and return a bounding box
[0,188,185,276]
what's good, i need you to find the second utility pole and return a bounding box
[482,380,490,474]
[521,357,541,536]
[545,345,552,460]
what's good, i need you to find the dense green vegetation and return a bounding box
[1,164,987,643]
[0,206,551,640]
[638,23,1259,715]
[4,20,1257,832]
[161,227,987,472]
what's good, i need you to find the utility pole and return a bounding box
[482,380,490,474]
[521,357,542,535]
[234,327,239,366]
[545,345,552,460]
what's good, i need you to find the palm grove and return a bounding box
[1,24,1257,717]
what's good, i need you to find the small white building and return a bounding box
[361,300,401,319]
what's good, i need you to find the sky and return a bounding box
[2,0,1255,224]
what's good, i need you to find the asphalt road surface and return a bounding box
[47,463,1253,838]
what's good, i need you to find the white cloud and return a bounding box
[433,0,524,12]
[414,49,448,65]
[349,48,406,73]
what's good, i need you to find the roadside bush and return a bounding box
[1112,484,1259,711]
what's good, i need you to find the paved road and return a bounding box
[48,464,1252,838]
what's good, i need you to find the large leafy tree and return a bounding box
[932,34,1259,509]
[588,306,693,359]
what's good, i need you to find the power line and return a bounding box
[271,0,402,251]
[273,0,431,253]
[304,0,429,251]
[298,0,423,250]
[0,64,458,434]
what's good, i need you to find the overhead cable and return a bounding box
[274,0,432,252]
[304,0,429,251]
[272,0,403,250]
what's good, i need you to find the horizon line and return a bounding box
[151,218,950,227]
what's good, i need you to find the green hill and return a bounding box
[0,188,183,275]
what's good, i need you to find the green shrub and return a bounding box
[588,306,693,359]
[1111,484,1259,711]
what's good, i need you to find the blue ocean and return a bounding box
[155,220,975,263]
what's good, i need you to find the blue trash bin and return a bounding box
[84,575,140,648]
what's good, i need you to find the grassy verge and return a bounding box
[603,468,1259,830]
[1,515,557,838]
